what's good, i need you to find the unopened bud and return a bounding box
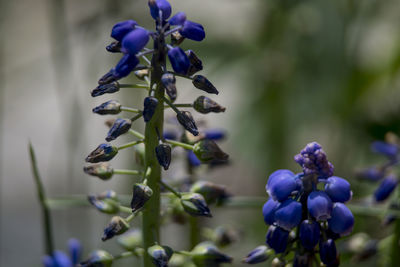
[193,139,229,163]
[186,50,203,76]
[117,229,143,251]
[147,245,173,267]
[83,163,114,180]
[203,226,238,247]
[97,190,118,201]
[180,192,212,217]
[85,143,118,163]
[171,31,185,46]
[143,96,159,122]
[106,41,122,53]
[192,75,218,94]
[193,96,225,114]
[102,216,130,241]
[161,73,177,102]
[190,181,230,205]
[191,242,232,266]
[106,118,132,141]
[155,144,172,170]
[134,69,149,80]
[131,183,153,212]
[91,82,120,97]
[97,70,118,85]
[93,100,122,115]
[243,245,271,264]
[80,250,113,267]
[88,195,120,214]
[177,111,198,136]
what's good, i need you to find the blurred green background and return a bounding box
[1,0,400,266]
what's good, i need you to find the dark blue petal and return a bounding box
[168,47,190,75]
[163,130,177,140]
[243,246,269,264]
[68,238,82,265]
[169,12,186,26]
[114,54,139,79]
[274,199,302,231]
[121,28,150,55]
[149,0,172,20]
[371,141,398,158]
[319,239,338,266]
[187,150,201,167]
[299,220,320,250]
[374,175,398,202]
[180,20,205,41]
[111,20,137,41]
[325,176,352,203]
[42,255,54,267]
[265,225,289,254]
[328,203,354,235]
[204,129,225,141]
[106,118,132,141]
[143,97,159,122]
[262,198,280,225]
[307,191,333,221]
[266,170,297,202]
[53,251,72,267]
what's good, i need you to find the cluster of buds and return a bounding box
[245,142,354,266]
[357,133,399,203]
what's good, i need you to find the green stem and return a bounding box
[165,139,194,150]
[119,205,133,214]
[117,140,144,150]
[142,31,166,267]
[163,96,181,114]
[164,103,192,108]
[29,143,54,255]
[390,188,400,266]
[129,129,145,139]
[114,251,135,260]
[119,83,149,89]
[121,107,141,113]
[159,180,182,198]
[189,216,200,249]
[113,169,143,176]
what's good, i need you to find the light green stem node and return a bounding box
[117,140,144,150]
[113,169,143,176]
[119,83,149,89]
[164,103,192,108]
[129,129,145,139]
[159,180,182,198]
[121,107,141,113]
[165,139,194,150]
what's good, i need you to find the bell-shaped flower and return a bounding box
[324,176,352,203]
[307,191,333,221]
[274,199,302,231]
[266,169,297,202]
[169,12,186,26]
[148,0,172,21]
[114,54,139,79]
[111,20,137,41]
[319,239,338,266]
[371,141,398,159]
[262,198,280,225]
[265,225,289,254]
[121,28,149,55]
[374,175,398,202]
[168,47,190,75]
[180,20,205,41]
[328,203,354,236]
[299,220,320,250]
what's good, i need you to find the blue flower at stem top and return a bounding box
[245,142,354,266]
[42,239,82,267]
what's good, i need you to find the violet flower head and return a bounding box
[294,142,334,178]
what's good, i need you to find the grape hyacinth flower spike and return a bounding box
[245,142,354,265]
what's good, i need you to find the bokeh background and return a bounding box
[1,0,400,266]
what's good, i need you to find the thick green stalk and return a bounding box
[142,31,166,267]
[390,188,400,266]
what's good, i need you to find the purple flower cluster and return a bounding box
[247,142,354,266]
[357,138,399,203]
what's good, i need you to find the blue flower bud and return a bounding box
[191,242,232,265]
[169,12,186,26]
[106,41,121,53]
[325,176,352,203]
[147,245,173,267]
[88,194,120,214]
[371,141,398,158]
[328,202,354,236]
[187,150,201,167]
[131,183,153,212]
[186,50,203,76]
[163,130,177,140]
[111,20,137,41]
[299,220,320,250]
[161,73,177,102]
[319,239,338,266]
[181,192,212,217]
[194,96,225,114]
[274,199,302,231]
[374,175,398,202]
[192,75,218,94]
[193,139,229,162]
[143,96,159,122]
[121,28,150,55]
[117,229,142,251]
[190,181,230,205]
[356,167,384,181]
[243,245,271,264]
[114,54,140,79]
[91,82,120,97]
[102,216,130,241]
[307,191,333,221]
[93,100,122,115]
[266,170,297,202]
[148,0,172,21]
[177,111,199,136]
[68,238,82,265]
[85,143,118,163]
[80,250,113,267]
[294,142,334,178]
[204,129,226,141]
[265,225,289,254]
[106,118,132,141]
[51,251,72,267]
[168,47,190,75]
[180,20,205,41]
[83,163,114,180]
[262,198,280,225]
[155,144,172,170]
